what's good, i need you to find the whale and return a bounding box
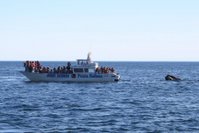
[165,75,181,81]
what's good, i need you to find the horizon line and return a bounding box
[0,60,199,62]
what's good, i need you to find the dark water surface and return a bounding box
[0,62,199,132]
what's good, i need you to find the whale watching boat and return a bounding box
[21,53,120,82]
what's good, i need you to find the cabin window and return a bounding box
[88,69,95,73]
[84,68,88,72]
[74,68,84,73]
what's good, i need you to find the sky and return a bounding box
[0,0,199,61]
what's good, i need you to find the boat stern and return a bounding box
[112,73,120,82]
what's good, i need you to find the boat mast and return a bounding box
[87,52,92,64]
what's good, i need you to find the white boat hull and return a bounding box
[20,71,120,82]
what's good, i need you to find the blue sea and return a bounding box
[0,61,199,132]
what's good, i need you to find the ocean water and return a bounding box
[0,61,199,132]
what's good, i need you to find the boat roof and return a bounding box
[74,59,98,69]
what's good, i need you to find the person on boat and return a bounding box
[110,67,115,73]
[53,68,56,73]
[24,61,28,71]
[67,62,71,70]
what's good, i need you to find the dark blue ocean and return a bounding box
[0,62,199,132]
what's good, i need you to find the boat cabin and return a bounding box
[73,59,99,74]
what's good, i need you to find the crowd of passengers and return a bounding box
[24,61,115,74]
[95,67,115,73]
